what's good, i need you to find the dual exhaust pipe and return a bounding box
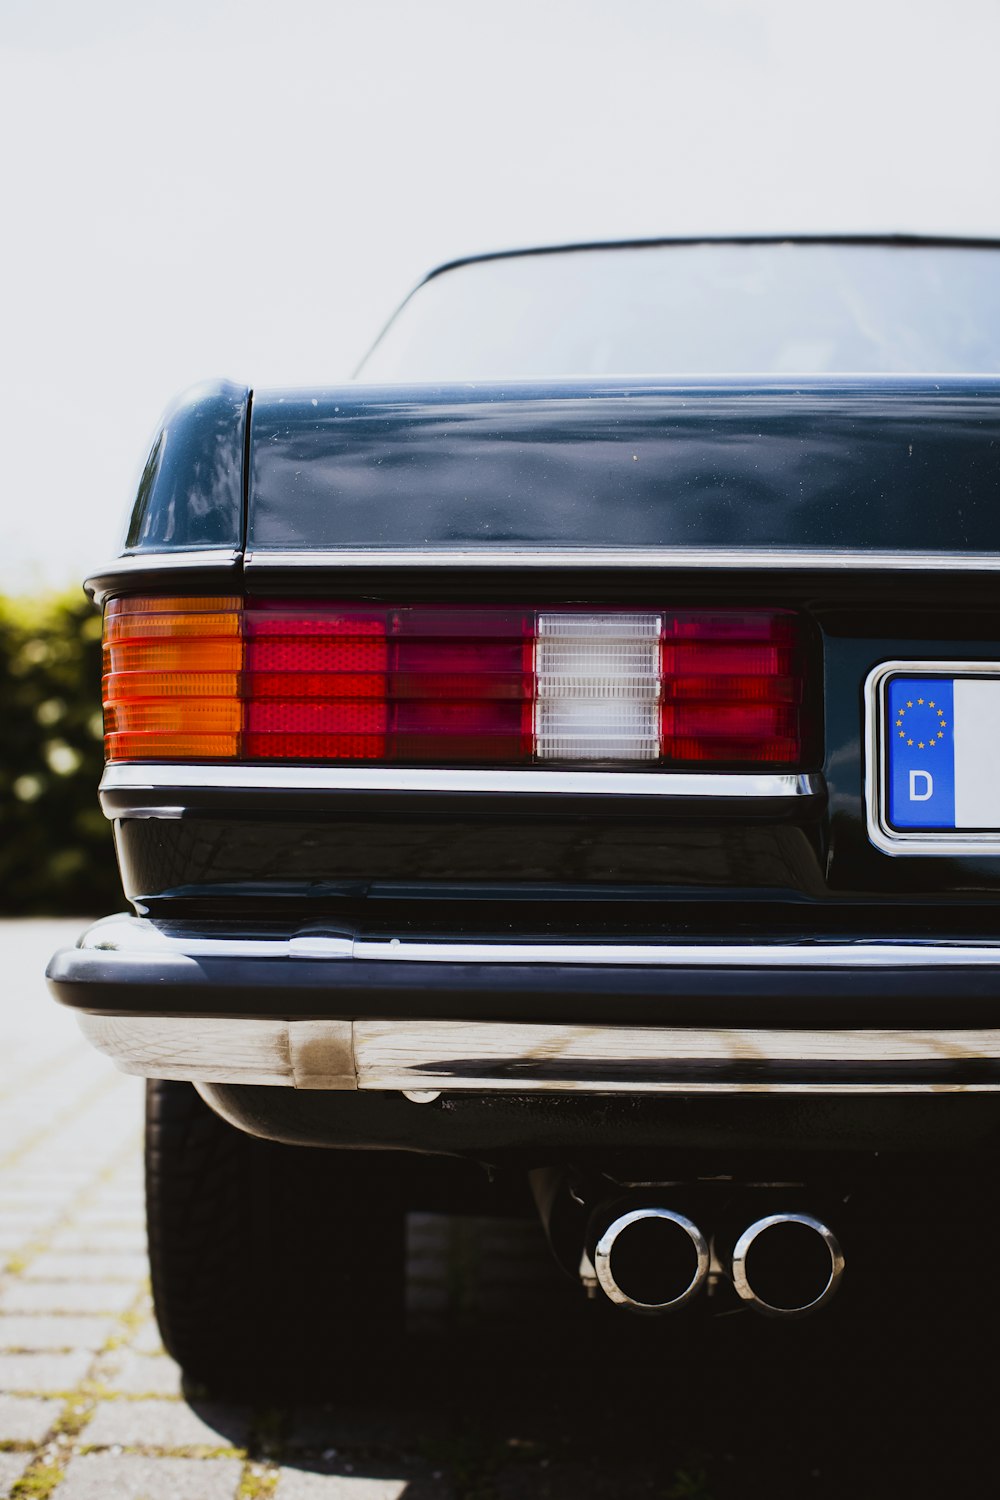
[593,1206,844,1318]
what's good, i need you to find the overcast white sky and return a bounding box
[1,0,999,592]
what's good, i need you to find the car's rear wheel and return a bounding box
[145,1078,405,1397]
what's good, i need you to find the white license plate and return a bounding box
[866,661,1000,855]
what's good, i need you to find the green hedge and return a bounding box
[0,593,121,915]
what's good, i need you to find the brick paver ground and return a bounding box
[0,920,994,1498]
[0,921,460,1500]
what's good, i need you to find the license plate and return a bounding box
[866,661,1000,855]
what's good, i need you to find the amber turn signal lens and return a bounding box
[103,596,242,760]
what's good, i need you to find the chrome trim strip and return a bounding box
[77,1014,1000,1094]
[100,762,822,802]
[85,551,241,604]
[77,918,355,961]
[75,915,1000,969]
[865,658,1000,857]
[245,547,1000,572]
[350,939,1000,967]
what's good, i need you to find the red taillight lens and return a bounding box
[245,606,388,759]
[243,604,533,761]
[104,599,808,767]
[659,611,803,763]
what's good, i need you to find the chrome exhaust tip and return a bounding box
[731,1213,845,1318]
[594,1207,710,1314]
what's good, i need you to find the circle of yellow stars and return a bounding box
[896,697,947,750]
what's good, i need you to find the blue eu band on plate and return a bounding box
[887,675,1000,831]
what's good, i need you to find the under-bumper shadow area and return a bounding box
[200,1211,999,1500]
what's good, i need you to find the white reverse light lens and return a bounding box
[535,613,662,760]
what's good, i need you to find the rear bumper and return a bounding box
[74,1013,1000,1094]
[47,915,1000,1095]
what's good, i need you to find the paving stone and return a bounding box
[77,1189,143,1209]
[58,1453,244,1499]
[25,1251,149,1283]
[84,1207,144,1228]
[277,1470,452,1494]
[0,1207,55,1230]
[0,1227,35,1250]
[48,1226,147,1254]
[0,1350,91,1392]
[2,1169,92,1188]
[0,1172,76,1192]
[84,1397,250,1451]
[0,1314,117,1351]
[1,1279,136,1315]
[91,1195,144,1214]
[72,1210,145,1231]
[129,1320,165,1356]
[0,1451,31,1496]
[103,1349,183,1397]
[0,1394,61,1443]
[277,1470,422,1494]
[0,1191,72,1211]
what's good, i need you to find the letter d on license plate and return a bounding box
[866,662,1000,855]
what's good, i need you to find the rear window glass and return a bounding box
[359,242,1000,381]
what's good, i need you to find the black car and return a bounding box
[47,235,1000,1390]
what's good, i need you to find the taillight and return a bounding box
[103,597,242,760]
[104,599,807,767]
[244,605,533,763]
[659,610,801,764]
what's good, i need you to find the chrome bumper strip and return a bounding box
[77,1014,1000,1094]
[74,916,1000,970]
[99,763,822,803]
[350,939,1000,967]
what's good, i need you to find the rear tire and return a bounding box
[145,1079,405,1398]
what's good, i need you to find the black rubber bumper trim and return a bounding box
[201,1083,1000,1158]
[46,944,1000,1026]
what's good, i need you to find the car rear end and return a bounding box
[45,367,1000,1362]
